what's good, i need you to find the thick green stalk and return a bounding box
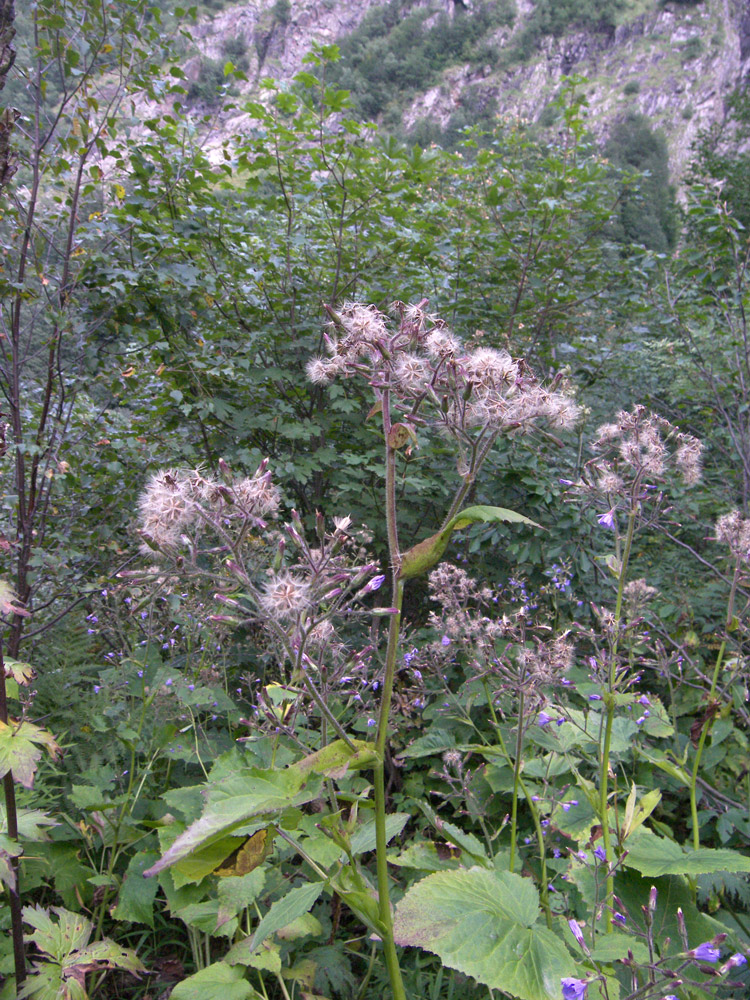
[599,505,636,931]
[371,390,406,1000]
[373,579,406,1000]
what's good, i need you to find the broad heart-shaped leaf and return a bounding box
[170,960,261,1000]
[0,719,61,789]
[144,767,322,877]
[399,505,540,580]
[624,831,750,877]
[393,868,575,1000]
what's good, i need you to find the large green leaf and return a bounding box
[399,505,539,579]
[170,961,261,1000]
[393,868,575,1000]
[144,768,321,877]
[624,832,750,877]
[112,851,160,927]
[248,881,326,953]
[217,869,266,928]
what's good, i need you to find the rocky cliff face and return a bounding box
[185,0,750,180]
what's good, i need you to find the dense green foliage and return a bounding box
[322,0,513,126]
[1,3,750,1000]
[605,112,677,251]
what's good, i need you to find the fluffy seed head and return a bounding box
[259,572,311,620]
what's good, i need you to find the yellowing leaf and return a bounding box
[0,720,61,789]
[215,828,273,877]
[3,658,35,685]
[0,581,30,617]
[113,183,125,199]
[622,787,662,840]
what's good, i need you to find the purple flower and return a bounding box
[568,919,585,946]
[614,912,627,926]
[367,574,386,593]
[691,941,720,963]
[638,695,650,706]
[441,635,451,647]
[597,509,617,530]
[93,685,101,694]
[561,977,588,1000]
[594,846,607,862]
[725,952,747,968]
[588,694,602,701]
[367,718,376,727]
[538,711,552,727]
[661,995,679,1000]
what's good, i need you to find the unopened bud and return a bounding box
[676,907,688,949]
[568,919,590,956]
[286,524,304,547]
[649,885,658,913]
[218,457,232,479]
[273,538,285,570]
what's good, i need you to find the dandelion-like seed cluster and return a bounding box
[306,300,580,438]
[591,406,703,488]
[715,509,750,562]
[139,462,280,551]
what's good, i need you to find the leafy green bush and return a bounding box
[605,111,677,250]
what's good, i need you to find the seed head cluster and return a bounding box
[139,463,280,551]
[715,510,750,562]
[306,301,580,437]
[592,406,702,488]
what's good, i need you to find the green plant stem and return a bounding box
[509,686,526,874]
[354,942,378,1000]
[371,389,406,1000]
[0,638,25,986]
[689,555,740,850]
[484,685,551,926]
[373,577,406,1000]
[689,640,724,850]
[599,504,636,932]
